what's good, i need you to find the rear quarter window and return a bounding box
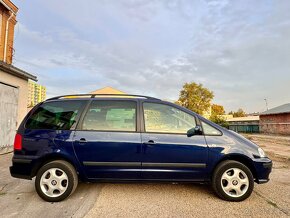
[25,100,85,130]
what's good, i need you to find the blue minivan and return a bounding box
[10,94,272,202]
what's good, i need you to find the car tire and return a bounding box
[212,160,254,202]
[35,160,78,202]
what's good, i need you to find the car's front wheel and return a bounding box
[212,160,254,201]
[35,160,78,202]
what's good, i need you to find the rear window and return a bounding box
[25,100,85,130]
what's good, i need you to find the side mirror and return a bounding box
[187,125,203,137]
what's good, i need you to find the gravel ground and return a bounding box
[0,134,289,218]
[85,182,288,218]
[243,134,290,160]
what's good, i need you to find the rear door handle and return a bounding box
[76,138,87,145]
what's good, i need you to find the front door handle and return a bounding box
[142,140,156,153]
[143,140,156,145]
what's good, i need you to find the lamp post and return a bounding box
[264,98,268,111]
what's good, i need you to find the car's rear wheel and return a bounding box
[35,160,78,202]
[212,160,254,201]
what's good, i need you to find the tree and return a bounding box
[209,115,229,128]
[177,82,214,115]
[235,108,246,117]
[228,108,246,117]
[209,104,228,128]
[211,104,225,116]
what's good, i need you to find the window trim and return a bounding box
[77,99,138,133]
[141,101,199,135]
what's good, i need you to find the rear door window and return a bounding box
[82,100,137,132]
[26,100,85,130]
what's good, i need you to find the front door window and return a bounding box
[143,102,196,134]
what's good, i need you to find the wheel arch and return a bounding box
[212,154,257,181]
[31,153,83,180]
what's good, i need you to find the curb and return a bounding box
[0,147,13,155]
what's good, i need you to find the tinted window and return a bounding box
[26,100,85,130]
[143,103,196,134]
[82,101,136,131]
[201,121,222,135]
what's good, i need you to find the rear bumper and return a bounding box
[10,157,34,180]
[253,158,272,184]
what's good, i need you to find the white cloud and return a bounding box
[13,0,290,112]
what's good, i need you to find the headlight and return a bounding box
[258,147,266,158]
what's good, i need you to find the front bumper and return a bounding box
[253,158,272,184]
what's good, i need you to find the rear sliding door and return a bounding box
[73,100,142,180]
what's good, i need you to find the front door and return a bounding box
[73,100,142,179]
[141,102,208,181]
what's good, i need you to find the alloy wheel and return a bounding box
[40,168,68,198]
[220,168,249,198]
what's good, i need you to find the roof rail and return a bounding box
[46,93,161,101]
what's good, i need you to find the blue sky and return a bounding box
[13,0,290,113]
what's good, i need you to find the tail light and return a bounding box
[14,133,22,150]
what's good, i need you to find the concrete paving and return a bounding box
[0,153,102,218]
[0,135,289,218]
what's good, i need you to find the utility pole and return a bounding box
[264,98,268,111]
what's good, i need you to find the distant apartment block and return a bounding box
[27,80,46,107]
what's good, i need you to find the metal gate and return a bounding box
[0,82,19,151]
